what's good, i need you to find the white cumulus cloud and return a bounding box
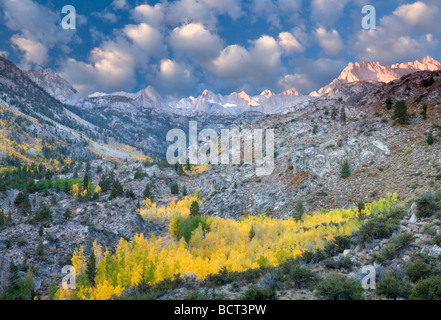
[278,32,304,54]
[170,23,224,62]
[315,26,344,55]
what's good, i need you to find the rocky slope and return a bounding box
[25,69,82,106]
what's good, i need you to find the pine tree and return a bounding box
[63,180,70,193]
[177,164,184,176]
[421,105,427,120]
[182,185,187,196]
[26,178,36,194]
[63,208,72,220]
[170,183,179,195]
[83,172,89,191]
[36,238,45,257]
[34,203,52,223]
[48,275,58,300]
[393,100,409,125]
[109,179,123,200]
[143,184,151,199]
[86,251,96,287]
[385,97,393,110]
[249,225,256,241]
[293,201,305,220]
[427,133,434,145]
[125,189,135,199]
[341,107,346,122]
[357,201,365,213]
[190,201,200,217]
[22,267,35,300]
[340,160,350,178]
[0,210,5,227]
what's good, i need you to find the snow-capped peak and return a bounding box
[312,56,441,98]
[234,91,260,107]
[337,61,397,83]
[281,88,300,96]
[337,57,441,84]
[201,89,211,96]
[260,89,274,97]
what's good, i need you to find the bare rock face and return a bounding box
[25,69,82,106]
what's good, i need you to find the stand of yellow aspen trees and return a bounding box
[55,192,400,300]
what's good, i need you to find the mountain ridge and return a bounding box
[311,56,441,98]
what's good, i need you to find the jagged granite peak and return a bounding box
[310,56,441,98]
[135,85,167,110]
[281,88,301,96]
[391,56,441,73]
[230,91,260,107]
[169,87,309,115]
[88,85,167,110]
[338,61,398,83]
[260,89,274,97]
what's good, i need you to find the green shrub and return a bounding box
[406,259,432,283]
[376,232,415,262]
[396,232,416,248]
[315,275,364,300]
[324,235,351,256]
[204,267,263,287]
[431,233,441,246]
[411,276,441,300]
[380,244,399,261]
[323,256,353,271]
[278,259,317,289]
[423,223,437,236]
[357,217,400,244]
[376,271,412,299]
[33,203,52,223]
[241,286,277,300]
[415,196,440,218]
[184,289,226,300]
[385,208,406,220]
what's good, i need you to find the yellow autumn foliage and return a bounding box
[57,193,400,300]
[138,191,202,223]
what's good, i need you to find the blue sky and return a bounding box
[1,0,440,100]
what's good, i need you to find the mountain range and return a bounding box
[24,56,441,116]
[1,55,441,158]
